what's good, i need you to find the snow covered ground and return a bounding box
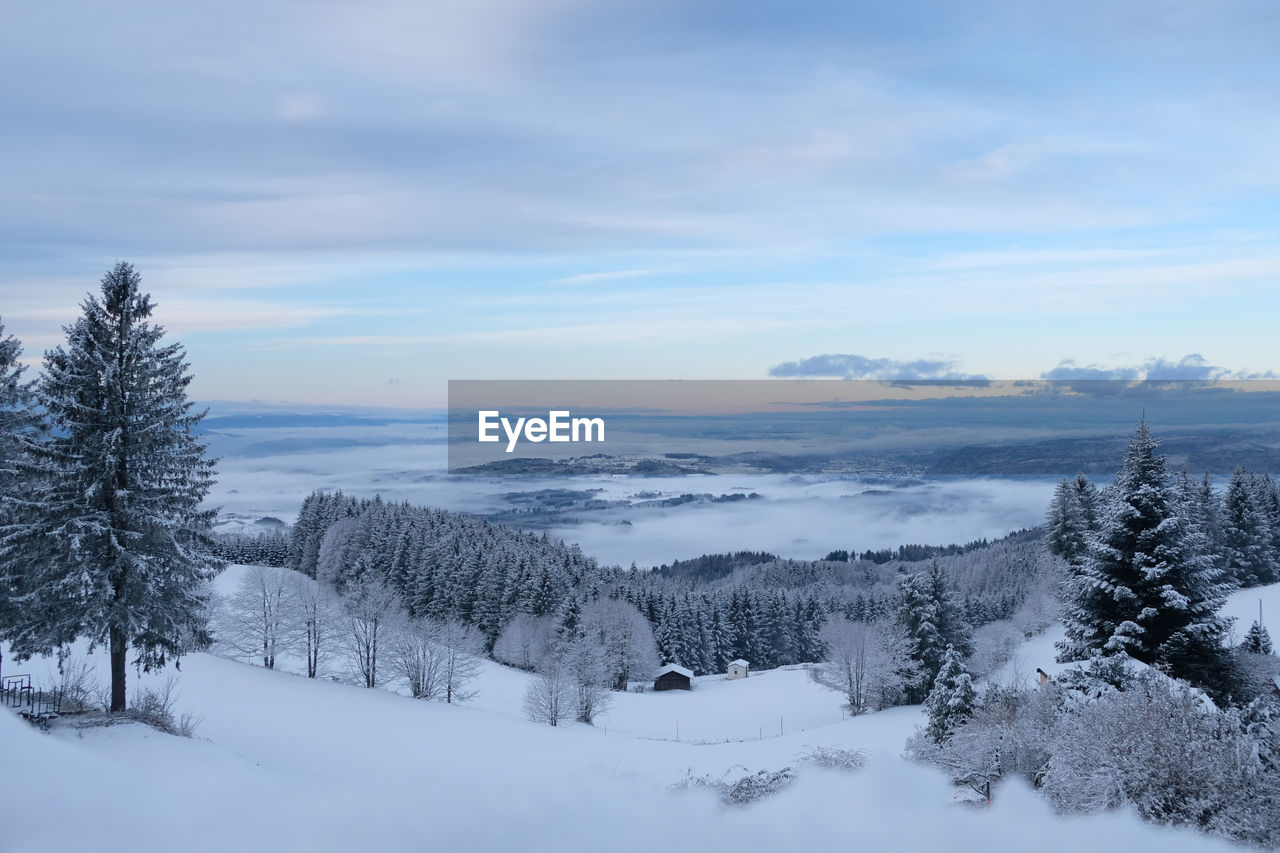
[5,571,1265,852]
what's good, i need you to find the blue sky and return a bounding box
[1,0,1278,405]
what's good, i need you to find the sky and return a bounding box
[1,0,1278,406]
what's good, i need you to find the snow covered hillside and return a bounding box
[3,571,1261,852]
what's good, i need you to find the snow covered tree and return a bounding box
[341,573,402,688]
[581,598,658,691]
[0,318,38,624]
[216,565,293,668]
[1242,619,1274,655]
[390,617,448,699]
[1,265,219,712]
[898,561,972,702]
[1046,473,1099,566]
[524,654,573,726]
[816,617,911,713]
[436,618,482,704]
[493,613,557,670]
[924,645,976,744]
[562,636,611,724]
[288,572,338,678]
[1057,421,1233,686]
[1223,468,1273,587]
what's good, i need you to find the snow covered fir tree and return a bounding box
[1055,419,1233,691]
[0,263,220,711]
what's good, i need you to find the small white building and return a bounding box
[727,659,750,679]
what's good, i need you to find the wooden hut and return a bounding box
[727,659,750,679]
[654,664,693,691]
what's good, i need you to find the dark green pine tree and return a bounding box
[1057,420,1232,684]
[1,263,220,712]
[0,318,40,625]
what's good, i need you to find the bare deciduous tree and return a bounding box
[437,619,482,704]
[341,574,402,688]
[524,655,573,726]
[216,565,293,669]
[289,572,339,678]
[816,617,911,714]
[390,617,447,700]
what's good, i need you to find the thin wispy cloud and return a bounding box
[548,269,671,286]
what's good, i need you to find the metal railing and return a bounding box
[1,669,63,726]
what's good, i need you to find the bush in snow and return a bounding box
[1228,645,1280,704]
[44,651,100,714]
[906,680,1057,798]
[674,766,796,807]
[1042,672,1280,846]
[798,744,867,772]
[127,678,199,738]
[910,660,1280,848]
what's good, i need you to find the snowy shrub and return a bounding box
[674,766,795,806]
[798,744,867,772]
[128,678,199,738]
[1227,645,1280,703]
[907,681,1056,796]
[910,666,1280,847]
[1041,673,1277,844]
[45,652,99,714]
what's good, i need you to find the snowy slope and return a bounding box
[1,569,1258,852]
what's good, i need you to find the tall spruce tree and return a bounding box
[924,644,976,744]
[2,263,220,711]
[1057,420,1232,684]
[1222,468,1272,586]
[897,561,971,702]
[0,318,39,624]
[1046,473,1099,566]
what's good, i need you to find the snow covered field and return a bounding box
[5,568,1268,852]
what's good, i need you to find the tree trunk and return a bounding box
[110,625,127,712]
